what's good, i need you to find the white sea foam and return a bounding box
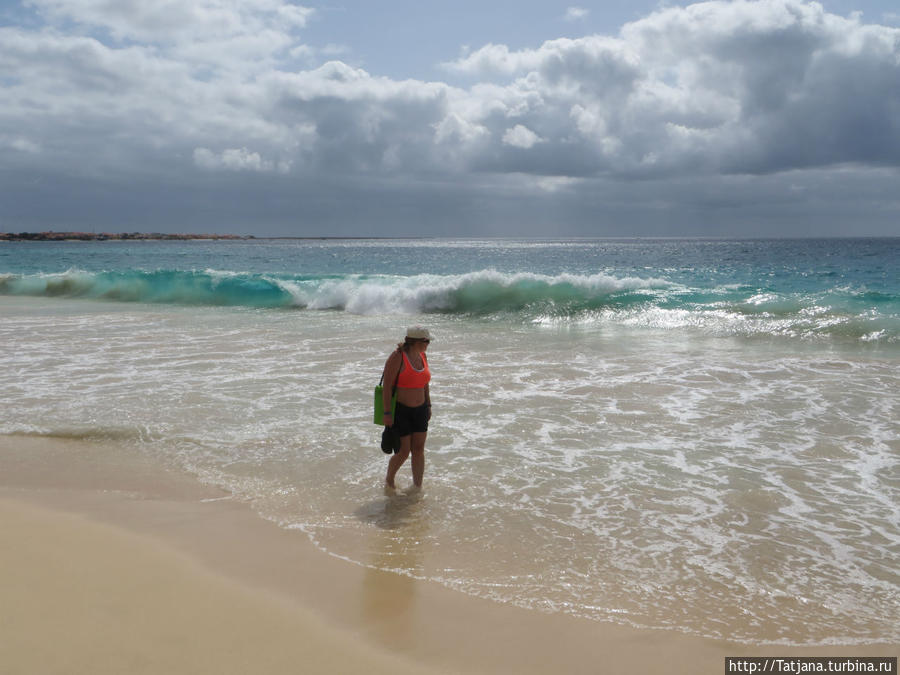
[2,294,898,645]
[292,270,675,315]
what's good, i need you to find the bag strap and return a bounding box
[379,349,403,389]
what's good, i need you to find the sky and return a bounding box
[1,0,900,237]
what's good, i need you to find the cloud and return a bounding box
[193,147,291,173]
[442,0,900,177]
[502,124,542,148]
[1,134,42,154]
[24,0,314,43]
[442,42,548,77]
[564,7,590,22]
[22,0,315,78]
[2,0,900,234]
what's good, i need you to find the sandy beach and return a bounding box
[1,434,895,675]
[1,497,437,675]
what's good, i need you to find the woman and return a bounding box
[382,326,432,489]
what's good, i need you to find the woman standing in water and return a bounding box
[382,326,432,489]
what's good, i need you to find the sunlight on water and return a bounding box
[2,238,898,645]
[2,296,897,645]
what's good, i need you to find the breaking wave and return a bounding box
[2,268,897,342]
[0,268,669,312]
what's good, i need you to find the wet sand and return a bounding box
[1,435,895,675]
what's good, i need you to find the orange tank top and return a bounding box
[396,352,430,389]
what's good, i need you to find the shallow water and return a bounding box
[2,239,898,644]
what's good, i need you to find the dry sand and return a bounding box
[1,435,895,675]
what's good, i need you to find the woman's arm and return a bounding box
[382,351,402,422]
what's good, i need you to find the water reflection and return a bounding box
[357,487,431,648]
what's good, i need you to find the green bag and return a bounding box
[373,370,397,425]
[373,385,397,424]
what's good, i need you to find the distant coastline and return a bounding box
[0,231,254,242]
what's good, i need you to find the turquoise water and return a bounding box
[1,238,898,343]
[1,238,898,644]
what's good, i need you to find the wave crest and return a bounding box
[0,268,671,315]
[2,268,897,342]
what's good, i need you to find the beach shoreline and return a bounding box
[2,434,895,675]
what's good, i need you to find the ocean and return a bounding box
[1,237,898,645]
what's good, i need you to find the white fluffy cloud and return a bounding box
[444,0,900,177]
[2,0,900,233]
[502,125,542,149]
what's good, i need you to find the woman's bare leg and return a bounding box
[385,436,411,488]
[409,432,427,487]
